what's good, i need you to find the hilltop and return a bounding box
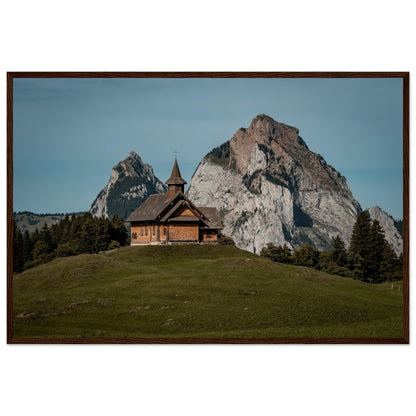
[12,245,403,340]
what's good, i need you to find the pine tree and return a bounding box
[367,220,386,282]
[13,219,24,273]
[22,229,33,266]
[348,211,372,280]
[60,215,71,243]
[379,243,398,282]
[280,244,293,263]
[316,250,331,271]
[32,240,50,263]
[31,228,40,247]
[80,214,97,253]
[50,223,62,248]
[40,222,53,253]
[330,235,348,267]
[348,212,399,283]
[110,215,128,246]
[96,217,111,251]
[69,215,83,254]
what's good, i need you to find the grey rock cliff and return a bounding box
[187,114,362,253]
[90,151,167,220]
[368,206,403,256]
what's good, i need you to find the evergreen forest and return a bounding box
[13,213,129,273]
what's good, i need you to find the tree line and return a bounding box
[15,210,85,217]
[260,211,403,283]
[13,213,129,273]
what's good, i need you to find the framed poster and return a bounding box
[7,72,409,344]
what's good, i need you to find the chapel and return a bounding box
[126,158,222,245]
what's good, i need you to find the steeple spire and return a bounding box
[166,157,187,197]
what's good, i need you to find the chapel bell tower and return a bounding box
[166,157,187,198]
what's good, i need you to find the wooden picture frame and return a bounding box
[7,72,409,344]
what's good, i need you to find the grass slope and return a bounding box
[12,245,403,339]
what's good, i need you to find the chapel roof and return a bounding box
[198,207,223,229]
[125,193,174,222]
[160,199,200,223]
[165,158,187,185]
[125,191,222,230]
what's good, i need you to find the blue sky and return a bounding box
[13,77,403,219]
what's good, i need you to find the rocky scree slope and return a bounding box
[187,114,362,253]
[90,151,167,220]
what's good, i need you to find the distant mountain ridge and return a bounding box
[13,211,86,234]
[90,151,167,220]
[187,114,403,254]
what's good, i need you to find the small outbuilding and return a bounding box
[126,158,222,245]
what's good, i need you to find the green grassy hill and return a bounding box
[12,245,404,340]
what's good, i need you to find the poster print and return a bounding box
[7,72,409,343]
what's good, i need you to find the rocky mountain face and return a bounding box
[368,206,403,256]
[90,151,167,220]
[187,114,364,253]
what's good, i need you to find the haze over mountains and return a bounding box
[82,114,403,255]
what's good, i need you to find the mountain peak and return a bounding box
[189,116,362,253]
[226,115,312,178]
[248,114,300,138]
[90,152,166,219]
[126,151,144,165]
[245,114,279,141]
[128,150,139,159]
[250,113,277,126]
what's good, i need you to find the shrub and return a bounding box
[292,244,320,268]
[260,243,292,263]
[218,232,235,246]
[108,240,121,250]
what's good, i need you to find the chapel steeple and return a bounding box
[166,157,187,198]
